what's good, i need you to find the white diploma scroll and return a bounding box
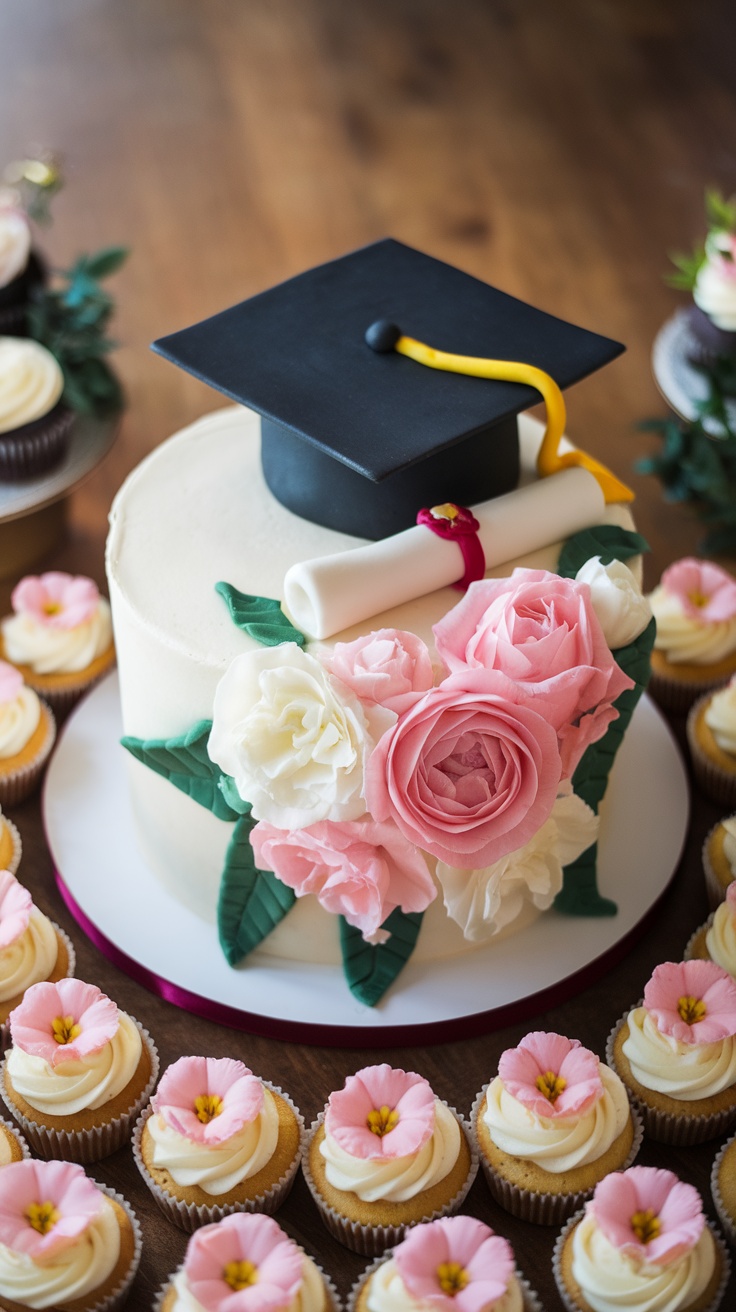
[283,466,605,639]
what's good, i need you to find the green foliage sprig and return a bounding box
[666,189,736,292]
[26,246,128,417]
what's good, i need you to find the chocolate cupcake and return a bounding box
[0,189,44,337]
[0,336,73,479]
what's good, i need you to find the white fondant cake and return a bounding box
[106,405,644,991]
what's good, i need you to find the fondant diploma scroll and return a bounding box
[283,466,605,639]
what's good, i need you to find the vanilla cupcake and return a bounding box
[0,661,55,807]
[0,336,74,478]
[554,1166,729,1312]
[0,188,44,337]
[1,977,158,1161]
[647,559,736,713]
[702,815,736,908]
[608,960,736,1144]
[711,1133,736,1249]
[155,1211,339,1312]
[304,1063,476,1256]
[471,1031,640,1226]
[688,678,736,807]
[134,1054,303,1232]
[0,805,21,875]
[0,869,75,1028]
[1,572,115,715]
[686,881,736,975]
[349,1216,541,1312]
[0,1158,141,1312]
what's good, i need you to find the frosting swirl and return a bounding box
[0,201,31,290]
[0,1198,121,1310]
[693,232,736,332]
[146,1086,280,1196]
[648,585,736,665]
[0,909,58,1003]
[0,685,41,758]
[706,899,736,976]
[319,1100,461,1203]
[2,599,113,675]
[704,680,736,755]
[622,1006,736,1099]
[570,1210,716,1312]
[0,338,64,435]
[483,1064,630,1173]
[170,1253,326,1312]
[6,1011,142,1115]
[365,1256,524,1312]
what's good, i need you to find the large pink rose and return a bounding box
[322,628,434,712]
[433,569,633,776]
[251,816,435,939]
[364,668,563,869]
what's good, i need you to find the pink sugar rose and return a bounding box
[11,572,100,631]
[498,1031,603,1119]
[0,869,32,949]
[660,558,736,623]
[395,1216,514,1312]
[152,1056,264,1145]
[433,570,633,778]
[183,1212,304,1312]
[325,1063,435,1160]
[365,668,563,870]
[0,1160,104,1259]
[9,978,119,1066]
[250,816,435,940]
[643,959,736,1045]
[0,660,23,705]
[591,1166,704,1265]
[322,629,435,712]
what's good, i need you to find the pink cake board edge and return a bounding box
[44,673,689,1048]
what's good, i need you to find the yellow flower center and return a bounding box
[26,1201,60,1235]
[194,1094,224,1124]
[677,994,706,1025]
[42,601,62,615]
[437,1261,469,1294]
[535,1070,567,1103]
[367,1104,400,1136]
[631,1209,661,1245]
[51,1015,81,1045]
[224,1260,258,1290]
[687,590,709,609]
[430,502,460,522]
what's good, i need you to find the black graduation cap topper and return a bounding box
[153,239,628,539]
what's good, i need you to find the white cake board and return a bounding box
[43,673,689,1046]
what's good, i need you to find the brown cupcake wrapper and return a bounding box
[22,653,117,719]
[687,696,736,809]
[711,1134,736,1249]
[85,1181,143,1312]
[0,1018,159,1162]
[303,1106,479,1257]
[0,405,74,479]
[703,820,736,910]
[469,1083,643,1227]
[649,666,729,716]
[132,1080,306,1233]
[0,700,56,807]
[0,813,22,875]
[154,1243,341,1312]
[684,917,715,962]
[553,1210,731,1312]
[348,1249,541,1312]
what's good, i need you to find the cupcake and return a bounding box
[689,224,736,374]
[0,336,74,479]
[471,1031,640,1226]
[1,977,158,1162]
[702,815,736,908]
[1,572,115,716]
[554,1166,729,1312]
[155,1211,340,1312]
[133,1054,303,1232]
[688,678,736,807]
[647,559,736,713]
[711,1133,736,1248]
[0,869,75,1028]
[0,661,55,807]
[686,881,736,975]
[0,187,44,337]
[0,1158,141,1312]
[304,1063,476,1256]
[0,804,21,874]
[349,1216,542,1312]
[608,960,736,1144]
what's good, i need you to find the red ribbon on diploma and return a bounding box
[416,502,486,591]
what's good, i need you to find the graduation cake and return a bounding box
[106,240,654,1007]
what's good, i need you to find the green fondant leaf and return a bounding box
[557,526,650,580]
[121,721,240,821]
[340,908,424,1007]
[218,774,253,816]
[218,815,296,965]
[215,581,305,648]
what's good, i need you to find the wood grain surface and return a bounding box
[1,1,736,1306]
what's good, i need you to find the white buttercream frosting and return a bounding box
[2,599,113,675]
[0,685,41,758]
[570,1211,716,1312]
[706,900,736,976]
[170,1254,327,1312]
[482,1064,630,1173]
[704,680,736,755]
[575,557,652,649]
[0,1197,121,1310]
[722,816,736,876]
[648,585,736,665]
[0,909,58,1003]
[622,1006,736,1100]
[693,232,736,332]
[320,1100,461,1204]
[7,1011,143,1115]
[365,1257,523,1312]
[0,200,31,290]
[146,1086,280,1196]
[0,338,63,435]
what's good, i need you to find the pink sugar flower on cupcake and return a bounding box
[325,1064,435,1160]
[497,1032,603,1120]
[11,573,101,630]
[394,1215,514,1310]
[152,1056,265,1145]
[9,978,118,1065]
[0,1157,105,1257]
[660,559,736,623]
[643,960,736,1043]
[591,1166,704,1265]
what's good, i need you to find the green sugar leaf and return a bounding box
[340,908,424,1007]
[215,582,305,648]
[557,526,650,580]
[218,815,296,965]
[122,720,241,821]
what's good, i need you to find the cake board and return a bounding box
[43,673,689,1047]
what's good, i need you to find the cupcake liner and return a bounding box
[0,1018,159,1162]
[553,1210,731,1312]
[469,1084,643,1226]
[132,1080,306,1233]
[0,813,22,875]
[684,917,714,962]
[0,404,74,479]
[688,696,736,809]
[607,1012,736,1146]
[0,1112,30,1160]
[347,1250,542,1312]
[711,1134,736,1249]
[0,700,56,808]
[86,1181,143,1312]
[649,665,729,717]
[303,1107,478,1257]
[22,657,116,719]
[703,819,736,909]
[0,919,77,1049]
[154,1242,341,1312]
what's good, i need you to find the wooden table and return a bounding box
[1,1,736,1305]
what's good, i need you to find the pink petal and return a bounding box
[498,1032,602,1118]
[9,979,118,1067]
[0,1160,103,1259]
[644,960,736,1043]
[592,1167,704,1265]
[185,1214,303,1312]
[326,1065,435,1160]
[396,1217,513,1312]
